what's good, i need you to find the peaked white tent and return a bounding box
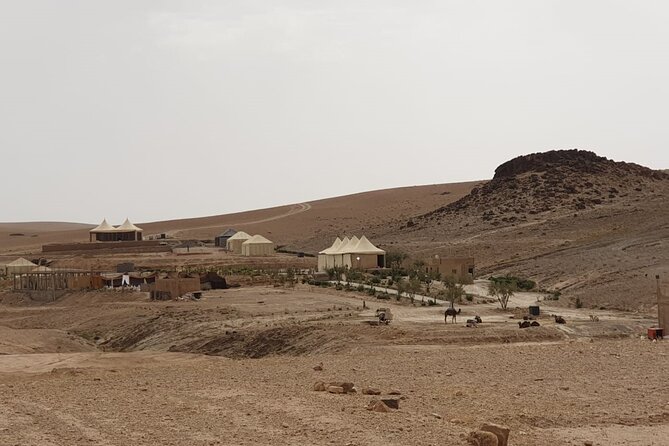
[318,237,342,271]
[116,218,144,233]
[226,231,251,254]
[241,234,275,256]
[317,235,386,271]
[90,219,115,233]
[4,257,38,275]
[89,218,143,242]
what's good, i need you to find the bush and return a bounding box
[366,288,376,296]
[465,293,474,302]
[575,297,583,308]
[335,284,343,291]
[427,299,439,306]
[370,277,381,284]
[377,293,390,300]
[490,275,536,291]
[356,284,366,292]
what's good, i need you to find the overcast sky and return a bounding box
[1,1,667,224]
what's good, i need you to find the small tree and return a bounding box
[488,281,516,310]
[407,277,422,304]
[387,249,408,277]
[425,270,441,296]
[444,283,464,308]
[395,278,407,301]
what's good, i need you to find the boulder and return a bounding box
[327,386,345,394]
[313,381,326,391]
[467,430,498,446]
[480,423,510,446]
[366,400,390,413]
[313,363,323,371]
[362,387,381,395]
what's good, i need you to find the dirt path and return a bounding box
[170,202,312,237]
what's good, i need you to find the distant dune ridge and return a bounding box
[2,149,668,310]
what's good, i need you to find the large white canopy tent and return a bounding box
[89,218,143,242]
[317,235,385,272]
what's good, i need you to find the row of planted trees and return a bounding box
[324,250,471,307]
[323,249,526,310]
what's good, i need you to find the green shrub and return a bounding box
[490,275,536,291]
[465,293,474,302]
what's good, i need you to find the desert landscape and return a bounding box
[1,150,668,445]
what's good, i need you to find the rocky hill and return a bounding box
[417,150,668,227]
[388,150,669,310]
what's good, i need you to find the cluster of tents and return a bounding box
[317,236,386,272]
[225,231,275,256]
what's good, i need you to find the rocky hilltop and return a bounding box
[418,149,668,227]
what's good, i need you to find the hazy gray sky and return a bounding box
[1,1,667,223]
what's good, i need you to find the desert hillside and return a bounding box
[1,149,667,310]
[381,150,669,309]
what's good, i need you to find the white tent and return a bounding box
[316,235,385,271]
[241,235,274,256]
[90,218,115,233]
[116,218,144,233]
[226,231,251,254]
[4,258,38,275]
[349,236,385,254]
[89,218,143,241]
[318,237,342,271]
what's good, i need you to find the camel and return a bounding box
[444,307,461,324]
[530,321,540,327]
[554,315,566,324]
[518,321,531,328]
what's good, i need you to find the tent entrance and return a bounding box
[377,255,385,268]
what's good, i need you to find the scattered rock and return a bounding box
[329,382,355,393]
[327,386,345,394]
[381,398,400,410]
[281,422,289,429]
[388,390,402,395]
[480,423,510,446]
[313,363,323,371]
[467,430,499,446]
[559,386,570,391]
[366,399,390,413]
[430,412,442,419]
[362,387,381,395]
[584,441,594,446]
[313,381,326,391]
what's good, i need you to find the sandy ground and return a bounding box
[0,285,667,445]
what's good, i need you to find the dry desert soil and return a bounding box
[0,285,668,446]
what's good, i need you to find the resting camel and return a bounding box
[518,321,531,329]
[444,307,461,324]
[554,315,566,324]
